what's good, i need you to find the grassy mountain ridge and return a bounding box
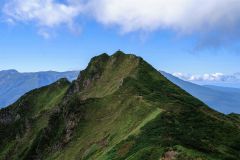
[0,70,78,108]
[0,51,240,160]
[0,78,70,159]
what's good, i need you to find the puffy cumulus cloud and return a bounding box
[89,0,240,34]
[2,0,240,41]
[172,72,192,80]
[173,72,240,82]
[2,0,84,29]
[88,0,240,48]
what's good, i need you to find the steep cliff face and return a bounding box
[0,51,240,160]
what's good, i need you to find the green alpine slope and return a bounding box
[0,78,70,160]
[0,51,240,160]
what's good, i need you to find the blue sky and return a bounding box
[0,0,240,80]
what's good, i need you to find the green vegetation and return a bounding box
[0,78,70,160]
[0,51,239,160]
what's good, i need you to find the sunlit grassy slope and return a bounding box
[0,51,240,160]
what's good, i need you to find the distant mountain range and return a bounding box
[0,70,79,108]
[161,71,240,114]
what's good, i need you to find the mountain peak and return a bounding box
[72,51,141,98]
[112,50,125,56]
[89,53,110,65]
[87,51,139,69]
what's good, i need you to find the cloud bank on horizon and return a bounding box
[173,72,240,83]
[2,0,240,42]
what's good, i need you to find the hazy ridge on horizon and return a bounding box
[161,71,240,114]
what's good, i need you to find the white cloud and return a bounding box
[2,0,84,33]
[88,0,240,34]
[172,72,191,80]
[2,0,240,39]
[173,72,240,82]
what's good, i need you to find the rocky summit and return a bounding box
[0,51,240,160]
